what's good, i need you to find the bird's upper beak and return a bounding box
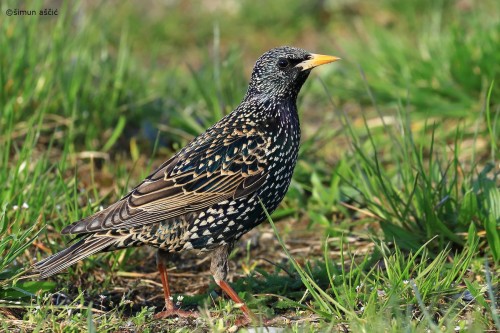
[295,53,341,71]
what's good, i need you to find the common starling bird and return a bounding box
[34,46,339,321]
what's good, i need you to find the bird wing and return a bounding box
[62,121,271,234]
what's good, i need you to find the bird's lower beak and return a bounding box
[295,53,341,71]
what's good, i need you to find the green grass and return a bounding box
[1,0,499,331]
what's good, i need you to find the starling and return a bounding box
[34,46,340,321]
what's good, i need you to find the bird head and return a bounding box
[245,46,340,101]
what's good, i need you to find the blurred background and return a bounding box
[3,0,499,139]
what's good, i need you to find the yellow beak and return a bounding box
[295,53,341,71]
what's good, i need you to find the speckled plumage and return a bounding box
[34,46,339,320]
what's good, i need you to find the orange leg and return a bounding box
[216,279,257,323]
[155,252,198,319]
[211,244,266,325]
[158,262,174,310]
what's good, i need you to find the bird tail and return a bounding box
[33,236,115,279]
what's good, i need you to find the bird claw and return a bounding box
[154,308,199,319]
[234,315,252,327]
[233,314,273,327]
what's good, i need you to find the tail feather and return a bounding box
[34,236,115,278]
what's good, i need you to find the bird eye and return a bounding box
[277,58,289,68]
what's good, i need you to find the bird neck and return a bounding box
[243,87,301,103]
[256,95,300,131]
[244,70,310,102]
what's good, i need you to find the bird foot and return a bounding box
[234,315,252,327]
[233,315,273,327]
[154,307,199,319]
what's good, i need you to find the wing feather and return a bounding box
[62,111,271,235]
